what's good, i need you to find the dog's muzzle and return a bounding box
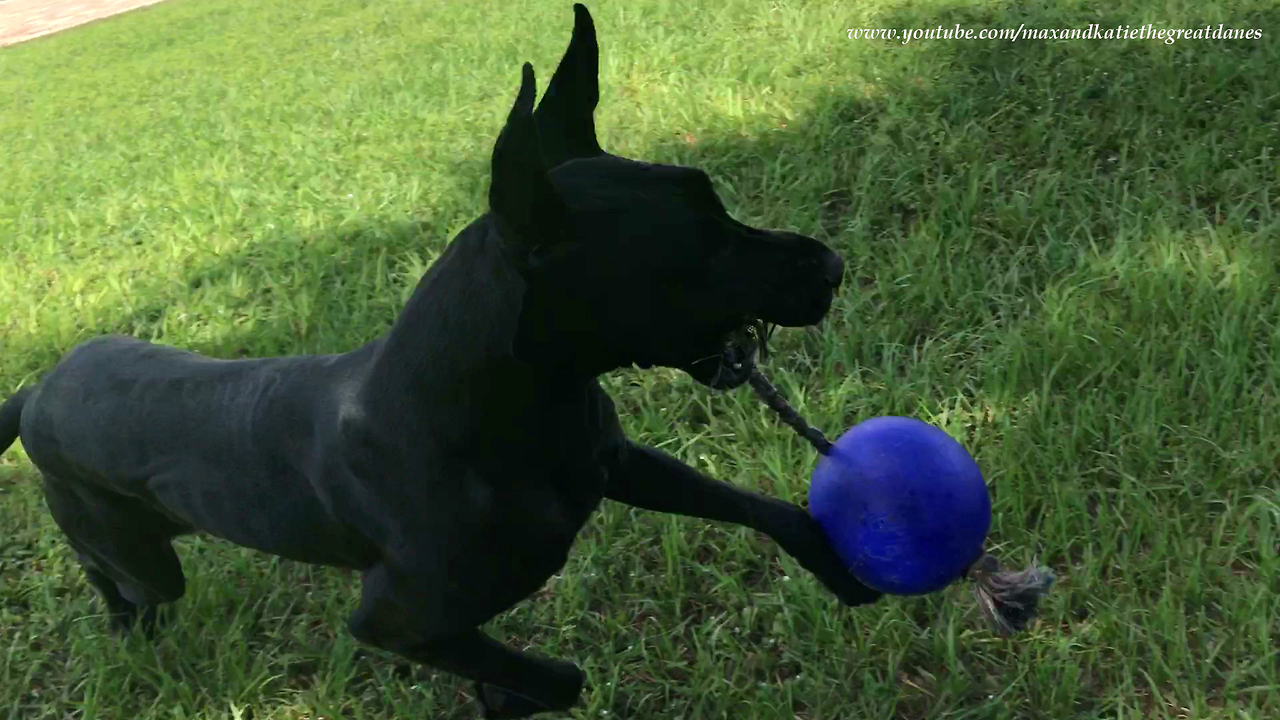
[686,245,842,390]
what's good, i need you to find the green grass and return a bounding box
[2,0,1278,717]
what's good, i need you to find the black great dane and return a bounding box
[0,5,880,717]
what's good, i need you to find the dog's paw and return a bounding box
[136,604,176,638]
[474,660,585,719]
[792,515,883,607]
[475,682,546,719]
[824,569,884,607]
[106,603,174,639]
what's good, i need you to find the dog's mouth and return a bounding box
[683,320,774,390]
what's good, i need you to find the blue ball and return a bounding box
[808,416,991,596]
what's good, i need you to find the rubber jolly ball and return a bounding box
[808,416,991,596]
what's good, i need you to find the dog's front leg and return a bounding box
[606,441,882,606]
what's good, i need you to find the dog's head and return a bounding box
[490,5,843,390]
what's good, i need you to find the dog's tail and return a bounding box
[0,387,33,456]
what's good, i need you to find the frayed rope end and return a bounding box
[965,553,1056,636]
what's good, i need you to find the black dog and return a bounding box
[0,5,879,717]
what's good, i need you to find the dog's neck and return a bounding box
[356,219,598,440]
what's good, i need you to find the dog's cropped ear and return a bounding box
[490,63,568,252]
[533,4,604,168]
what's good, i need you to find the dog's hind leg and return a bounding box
[77,556,165,635]
[40,475,188,636]
[348,565,585,719]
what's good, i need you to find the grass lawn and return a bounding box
[2,0,1278,717]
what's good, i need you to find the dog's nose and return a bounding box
[820,252,844,290]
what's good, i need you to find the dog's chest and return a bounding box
[463,381,620,521]
[390,451,607,626]
[460,431,610,538]
[446,396,621,600]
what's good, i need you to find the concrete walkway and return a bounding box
[0,0,168,48]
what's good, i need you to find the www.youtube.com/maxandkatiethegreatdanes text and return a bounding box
[847,23,1263,45]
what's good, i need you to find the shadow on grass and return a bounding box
[623,1,1279,432]
[4,1,1275,388]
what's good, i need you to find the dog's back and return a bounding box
[18,334,378,567]
[23,335,321,473]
